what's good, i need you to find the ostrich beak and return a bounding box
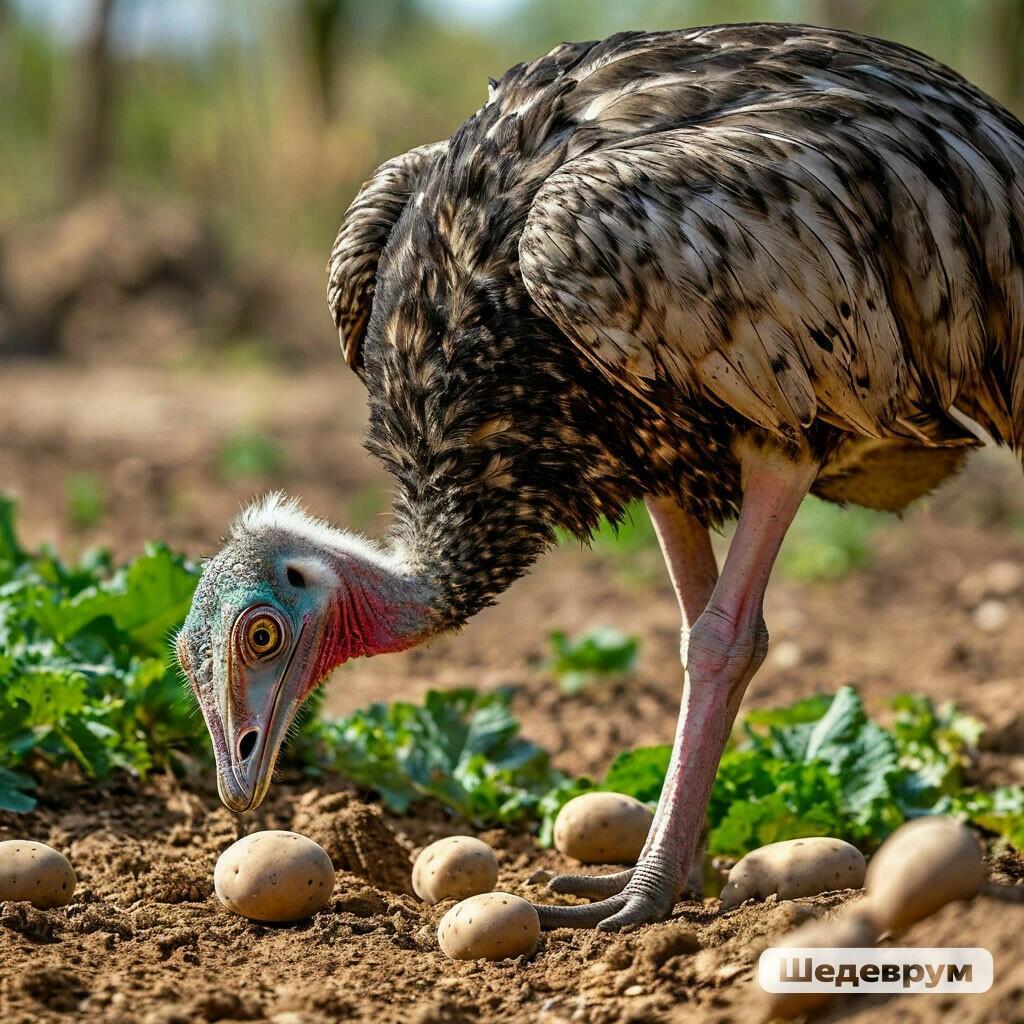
[178,618,312,814]
[215,620,308,813]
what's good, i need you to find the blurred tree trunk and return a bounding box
[297,0,416,123]
[298,0,347,122]
[988,0,1024,115]
[64,0,118,198]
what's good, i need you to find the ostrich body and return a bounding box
[178,24,1024,931]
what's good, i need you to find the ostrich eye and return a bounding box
[286,566,306,588]
[245,615,282,658]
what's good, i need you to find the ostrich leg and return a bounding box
[536,448,818,930]
[546,495,719,901]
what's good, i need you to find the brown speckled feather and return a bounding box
[327,24,1024,623]
[519,25,1024,449]
[328,140,448,376]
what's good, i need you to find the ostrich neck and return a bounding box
[384,494,546,634]
[317,543,441,660]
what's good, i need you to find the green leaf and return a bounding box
[0,767,36,812]
[0,496,26,581]
[7,669,89,725]
[743,694,834,733]
[953,787,1024,848]
[55,717,112,778]
[602,745,671,804]
[59,544,198,654]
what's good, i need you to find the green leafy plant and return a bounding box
[951,788,1024,849]
[708,687,904,854]
[308,687,569,827]
[0,498,204,811]
[537,688,1019,857]
[2,496,1021,861]
[548,627,639,694]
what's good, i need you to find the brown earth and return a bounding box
[2,300,1024,1022]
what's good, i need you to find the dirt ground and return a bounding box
[3,319,1024,1022]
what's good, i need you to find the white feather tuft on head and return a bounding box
[231,492,402,574]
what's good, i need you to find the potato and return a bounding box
[758,909,878,1021]
[553,792,653,864]
[0,840,76,909]
[720,836,865,911]
[214,830,335,923]
[864,816,985,931]
[412,836,498,904]
[437,892,540,961]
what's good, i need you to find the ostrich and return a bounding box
[177,24,1024,932]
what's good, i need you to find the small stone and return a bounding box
[959,561,1024,606]
[974,599,1009,633]
[622,985,645,996]
[769,641,802,670]
[984,560,1024,597]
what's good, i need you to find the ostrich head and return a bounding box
[176,494,436,812]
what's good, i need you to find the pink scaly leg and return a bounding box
[546,496,718,901]
[536,447,818,930]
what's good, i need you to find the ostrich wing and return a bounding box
[520,125,911,444]
[328,141,448,378]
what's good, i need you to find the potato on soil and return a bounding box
[437,892,540,961]
[553,792,653,864]
[864,816,985,931]
[0,840,76,909]
[412,835,498,904]
[720,836,865,910]
[214,830,335,923]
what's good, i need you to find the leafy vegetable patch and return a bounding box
[1,496,1021,860]
[0,497,204,810]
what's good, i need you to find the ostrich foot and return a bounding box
[546,867,635,899]
[535,858,678,931]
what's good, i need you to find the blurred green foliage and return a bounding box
[778,497,887,582]
[569,494,885,584]
[215,431,287,481]
[65,473,106,529]
[548,626,639,694]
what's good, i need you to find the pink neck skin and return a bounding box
[306,549,437,687]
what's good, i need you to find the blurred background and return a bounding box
[1,1,1023,747]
